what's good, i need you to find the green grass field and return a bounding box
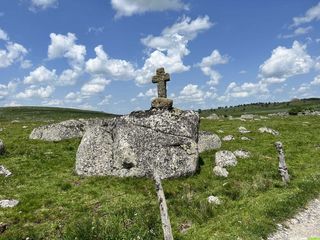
[0,107,320,239]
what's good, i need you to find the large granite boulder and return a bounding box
[76,109,199,179]
[198,131,221,152]
[29,118,107,141]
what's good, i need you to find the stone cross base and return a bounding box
[151,98,173,110]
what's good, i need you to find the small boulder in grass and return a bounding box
[207,196,221,205]
[215,150,237,167]
[258,127,279,136]
[241,136,252,141]
[222,135,235,141]
[213,166,229,177]
[0,199,19,208]
[238,126,251,134]
[233,149,251,159]
[198,131,221,153]
[0,165,12,177]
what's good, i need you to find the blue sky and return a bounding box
[0,0,320,114]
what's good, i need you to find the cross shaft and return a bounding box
[152,68,170,98]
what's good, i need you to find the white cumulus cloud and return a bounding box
[16,85,55,99]
[81,77,111,96]
[177,84,213,103]
[48,33,86,67]
[85,45,135,80]
[198,49,229,86]
[111,0,188,18]
[0,42,28,68]
[259,41,313,83]
[24,66,57,84]
[136,16,213,84]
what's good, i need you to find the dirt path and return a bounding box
[267,196,320,240]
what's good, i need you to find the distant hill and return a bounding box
[199,98,320,117]
[0,106,118,122]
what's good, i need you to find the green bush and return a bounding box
[288,106,303,115]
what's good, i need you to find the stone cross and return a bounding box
[152,67,170,98]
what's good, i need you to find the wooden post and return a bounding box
[274,141,290,184]
[154,173,174,240]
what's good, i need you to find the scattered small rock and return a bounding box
[240,136,252,141]
[179,221,192,234]
[213,166,229,177]
[268,112,289,117]
[0,165,12,177]
[22,126,28,129]
[222,135,235,141]
[11,120,20,123]
[240,114,255,120]
[215,150,237,167]
[198,131,221,152]
[238,126,251,134]
[0,140,5,155]
[0,199,19,208]
[258,127,279,136]
[217,130,224,133]
[207,195,221,205]
[233,149,251,159]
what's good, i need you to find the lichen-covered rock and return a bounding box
[0,199,19,208]
[207,195,221,205]
[241,136,252,141]
[29,118,107,141]
[233,149,251,159]
[258,127,279,136]
[215,150,237,167]
[76,109,199,179]
[198,131,221,152]
[0,165,12,177]
[0,139,5,155]
[213,166,228,177]
[238,126,251,133]
[222,135,235,141]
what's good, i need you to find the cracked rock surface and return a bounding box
[76,108,199,179]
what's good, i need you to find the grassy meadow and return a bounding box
[0,107,320,239]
